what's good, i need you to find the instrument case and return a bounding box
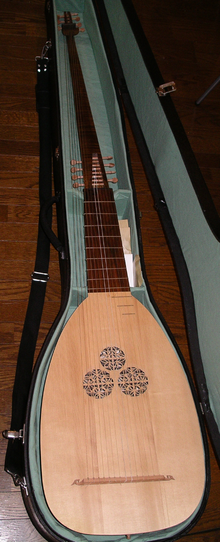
[5,0,219,540]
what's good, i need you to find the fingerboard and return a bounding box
[84,187,130,292]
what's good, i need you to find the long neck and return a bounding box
[63,14,107,186]
[63,14,129,293]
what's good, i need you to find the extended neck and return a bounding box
[63,15,107,187]
[62,14,129,292]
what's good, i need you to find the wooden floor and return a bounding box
[0,0,220,540]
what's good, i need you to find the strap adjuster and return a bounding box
[31,271,50,283]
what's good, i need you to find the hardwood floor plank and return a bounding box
[0,492,33,520]
[0,34,46,51]
[0,140,39,156]
[0,260,59,282]
[0,241,37,261]
[0,282,35,302]
[0,300,60,324]
[0,125,38,141]
[0,56,37,72]
[0,519,46,541]
[0,172,39,189]
[0,84,35,100]
[0,70,36,87]
[0,223,38,241]
[0,111,38,127]
[0,188,39,204]
[0,240,58,262]
[6,205,39,222]
[0,2,43,18]
[0,281,61,303]
[179,530,220,542]
[0,96,36,111]
[0,205,8,221]
[0,321,53,347]
[0,155,39,173]
[0,22,46,39]
[0,469,20,492]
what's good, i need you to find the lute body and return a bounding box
[40,11,205,538]
[41,291,205,535]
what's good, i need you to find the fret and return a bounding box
[87,268,128,280]
[86,240,122,249]
[86,247,127,258]
[88,286,129,293]
[85,235,122,248]
[84,188,114,201]
[86,257,126,270]
[84,225,121,237]
[85,223,118,227]
[84,214,118,227]
[84,202,117,216]
[86,241,123,249]
[87,266,127,271]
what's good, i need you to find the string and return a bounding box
[90,180,129,479]
[67,20,113,480]
[62,16,95,481]
[76,31,137,482]
[62,11,165,494]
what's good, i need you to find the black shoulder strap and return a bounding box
[3,53,52,483]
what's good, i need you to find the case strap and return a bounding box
[4,55,52,481]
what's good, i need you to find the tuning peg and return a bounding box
[104,163,115,168]
[73,182,84,188]
[71,167,83,173]
[106,171,116,175]
[71,159,82,165]
[103,156,113,160]
[72,175,84,180]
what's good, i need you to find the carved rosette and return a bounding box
[83,346,148,399]
[83,368,114,399]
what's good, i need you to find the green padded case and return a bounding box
[21,1,215,541]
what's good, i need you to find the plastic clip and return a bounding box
[156,81,176,97]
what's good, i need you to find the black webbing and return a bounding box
[4,57,52,480]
